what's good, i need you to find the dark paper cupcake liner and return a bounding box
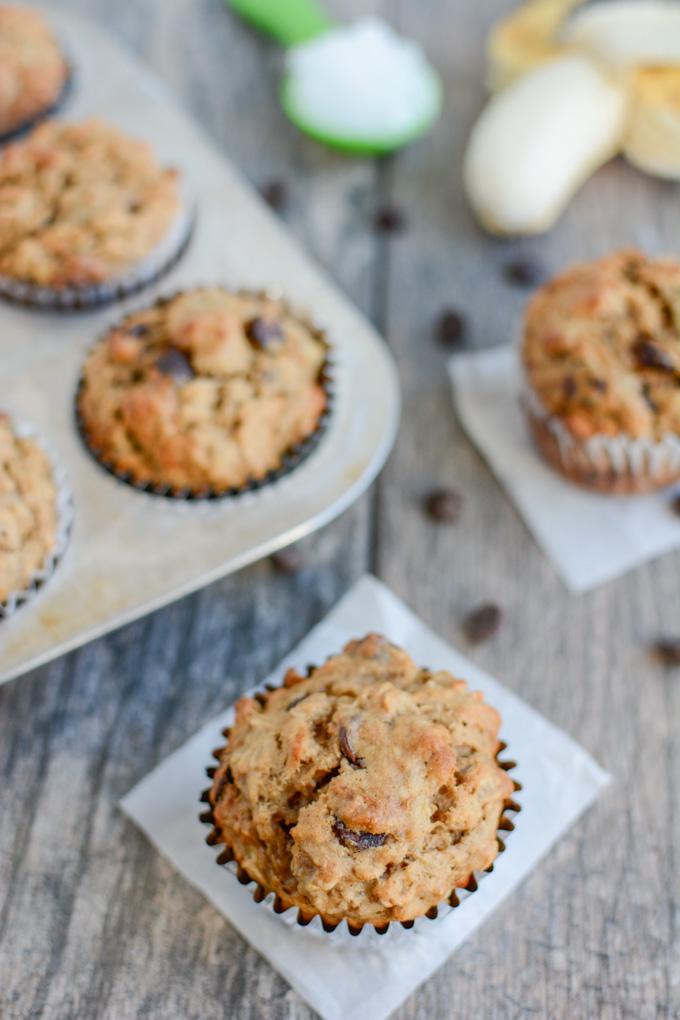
[0,197,196,312]
[74,289,335,502]
[0,63,74,147]
[0,423,74,619]
[200,681,521,939]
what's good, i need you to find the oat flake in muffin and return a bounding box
[0,119,183,291]
[0,414,58,605]
[77,288,330,496]
[522,249,680,492]
[207,634,514,929]
[0,7,68,139]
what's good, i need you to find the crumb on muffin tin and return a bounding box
[76,288,331,498]
[203,633,517,931]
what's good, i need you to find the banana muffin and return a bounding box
[0,7,69,139]
[77,288,330,497]
[522,249,680,493]
[0,414,59,607]
[0,119,188,304]
[205,634,515,930]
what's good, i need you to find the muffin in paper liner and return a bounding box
[0,63,74,147]
[74,288,335,502]
[0,421,74,619]
[0,192,196,312]
[522,381,680,495]
[198,655,521,941]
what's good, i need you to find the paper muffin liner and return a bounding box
[522,378,680,495]
[0,188,196,312]
[0,62,74,146]
[199,678,521,942]
[74,289,335,502]
[0,421,74,619]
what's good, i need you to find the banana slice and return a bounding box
[464,55,629,235]
[562,1,680,68]
[486,0,585,91]
[624,67,680,179]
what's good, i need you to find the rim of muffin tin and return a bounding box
[199,681,521,938]
[0,420,74,620]
[0,62,75,147]
[74,288,336,502]
[0,189,196,312]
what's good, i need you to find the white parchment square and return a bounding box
[121,575,609,1020]
[449,346,680,592]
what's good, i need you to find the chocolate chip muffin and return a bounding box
[0,7,69,140]
[522,249,680,493]
[204,634,516,931]
[0,414,59,608]
[77,288,330,497]
[0,119,189,306]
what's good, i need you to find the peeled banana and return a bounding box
[486,0,585,91]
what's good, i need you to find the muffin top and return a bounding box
[0,414,58,603]
[0,7,68,137]
[0,119,182,287]
[209,633,513,927]
[77,288,329,495]
[523,250,680,441]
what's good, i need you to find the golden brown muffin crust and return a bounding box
[0,414,58,603]
[523,250,680,442]
[77,288,329,495]
[209,634,513,927]
[0,119,182,287]
[0,7,68,136]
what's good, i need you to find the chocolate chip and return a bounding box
[642,383,660,413]
[333,818,387,850]
[562,375,577,399]
[373,204,407,234]
[271,546,303,574]
[155,348,194,382]
[463,603,502,644]
[503,256,545,288]
[654,639,680,667]
[246,316,283,349]
[127,322,149,337]
[589,378,608,392]
[260,179,288,212]
[339,725,364,768]
[436,309,466,349]
[632,337,675,372]
[424,488,462,523]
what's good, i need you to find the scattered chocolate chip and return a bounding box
[155,348,194,382]
[246,316,283,349]
[435,309,466,349]
[671,492,680,516]
[271,546,303,574]
[589,378,608,392]
[654,639,680,666]
[260,179,289,212]
[463,603,502,644]
[333,818,387,850]
[315,766,341,790]
[286,692,310,711]
[503,256,545,288]
[373,203,407,234]
[424,488,462,523]
[562,375,577,399]
[632,337,675,372]
[339,725,364,768]
[127,322,149,337]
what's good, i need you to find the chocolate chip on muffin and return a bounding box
[205,634,514,929]
[77,288,329,497]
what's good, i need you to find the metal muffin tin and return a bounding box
[0,11,400,685]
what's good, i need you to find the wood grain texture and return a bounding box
[0,1,678,1018]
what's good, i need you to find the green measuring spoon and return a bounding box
[226,0,442,155]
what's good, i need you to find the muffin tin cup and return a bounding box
[0,195,196,312]
[0,422,74,620]
[522,381,680,495]
[0,63,75,146]
[74,289,335,503]
[200,681,521,941]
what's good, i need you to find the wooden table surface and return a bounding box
[1,2,679,1018]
